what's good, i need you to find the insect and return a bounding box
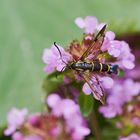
[54,25,118,104]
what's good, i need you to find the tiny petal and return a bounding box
[108,46,121,57]
[46,94,61,108]
[28,113,40,126]
[124,79,140,96]
[50,125,61,137]
[76,127,90,136]
[101,37,110,52]
[105,31,115,40]
[75,17,85,28]
[99,105,120,118]
[12,132,24,140]
[42,48,53,64]
[5,108,28,135]
[100,76,114,89]
[131,117,140,125]
[122,59,135,69]
[127,105,134,112]
[119,133,140,140]
[60,99,79,119]
[43,65,55,73]
[4,126,16,136]
[75,16,98,34]
[82,83,92,95]
[84,16,98,34]
[56,63,66,71]
[72,127,90,139]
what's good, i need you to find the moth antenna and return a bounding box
[54,42,68,65]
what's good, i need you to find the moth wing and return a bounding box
[80,25,106,61]
[80,72,105,104]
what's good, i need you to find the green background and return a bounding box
[0,0,140,127]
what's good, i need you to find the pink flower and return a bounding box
[123,79,140,97]
[42,43,72,73]
[75,16,98,34]
[101,31,116,52]
[107,41,122,57]
[102,31,135,70]
[27,113,40,126]
[49,124,61,137]
[131,117,140,126]
[65,110,90,140]
[99,79,140,118]
[100,76,114,89]
[99,104,122,118]
[46,94,90,139]
[12,132,24,140]
[24,135,42,140]
[46,93,61,109]
[119,133,140,140]
[47,94,79,118]
[117,41,135,69]
[71,126,90,140]
[4,108,28,136]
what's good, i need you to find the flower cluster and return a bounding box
[99,78,140,118]
[42,44,72,73]
[47,94,90,140]
[42,16,135,103]
[4,94,90,140]
[99,67,140,139]
[4,108,28,136]
[75,16,135,70]
[119,133,140,140]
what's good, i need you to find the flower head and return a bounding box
[119,133,140,140]
[5,96,90,140]
[12,132,24,140]
[4,108,28,136]
[99,70,140,139]
[75,16,98,34]
[46,94,90,139]
[42,43,72,73]
[99,79,140,118]
[42,16,135,103]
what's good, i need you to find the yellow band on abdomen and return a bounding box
[100,63,103,72]
[107,64,110,72]
[91,62,94,71]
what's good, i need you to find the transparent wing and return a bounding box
[80,25,106,61]
[80,71,105,104]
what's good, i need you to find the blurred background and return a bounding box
[0,0,140,134]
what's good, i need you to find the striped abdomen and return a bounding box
[71,61,118,74]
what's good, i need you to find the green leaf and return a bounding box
[78,93,94,117]
[101,126,120,140]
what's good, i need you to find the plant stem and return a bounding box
[90,110,102,140]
